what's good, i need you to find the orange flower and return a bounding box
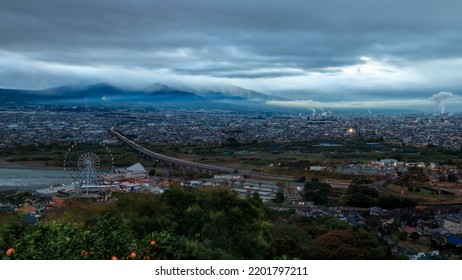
[128,252,136,259]
[111,256,118,260]
[150,240,156,246]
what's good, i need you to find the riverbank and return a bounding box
[0,161,72,192]
[0,158,62,170]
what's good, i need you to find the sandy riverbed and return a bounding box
[0,160,72,192]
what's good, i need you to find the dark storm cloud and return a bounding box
[174,67,306,79]
[2,1,461,62]
[1,0,462,103]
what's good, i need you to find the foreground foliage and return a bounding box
[2,187,395,260]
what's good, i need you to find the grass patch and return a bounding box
[386,184,457,201]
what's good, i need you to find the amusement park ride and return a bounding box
[63,142,115,192]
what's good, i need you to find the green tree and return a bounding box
[161,187,273,259]
[12,221,90,260]
[304,178,332,205]
[346,178,378,207]
[271,223,319,259]
[10,215,138,260]
[316,228,393,260]
[296,216,350,237]
[113,192,169,237]
[0,212,27,256]
[273,190,285,203]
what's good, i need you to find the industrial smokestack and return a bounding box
[430,91,456,114]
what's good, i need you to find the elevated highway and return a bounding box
[110,128,296,181]
[111,128,235,173]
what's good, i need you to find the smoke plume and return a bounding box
[430,91,456,114]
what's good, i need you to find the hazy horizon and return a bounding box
[1,0,462,111]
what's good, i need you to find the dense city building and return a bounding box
[1,106,461,151]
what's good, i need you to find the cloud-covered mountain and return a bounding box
[0,82,200,105]
[0,82,284,110]
[167,83,286,101]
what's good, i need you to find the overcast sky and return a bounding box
[1,0,462,111]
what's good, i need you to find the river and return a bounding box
[0,164,73,192]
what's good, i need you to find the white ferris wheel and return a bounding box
[64,142,114,188]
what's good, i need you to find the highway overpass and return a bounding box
[110,128,296,181]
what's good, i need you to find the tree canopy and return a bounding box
[304,178,332,205]
[2,186,397,260]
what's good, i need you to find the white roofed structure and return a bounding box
[106,162,149,181]
[127,162,147,173]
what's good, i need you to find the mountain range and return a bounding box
[0,82,285,110]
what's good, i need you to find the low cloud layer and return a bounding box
[1,0,462,111]
[267,92,462,112]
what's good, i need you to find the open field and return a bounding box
[386,183,462,204]
[1,140,461,179]
[0,144,156,172]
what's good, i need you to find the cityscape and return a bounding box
[1,104,462,261]
[1,1,462,273]
[2,106,461,150]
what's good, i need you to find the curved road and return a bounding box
[110,128,296,181]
